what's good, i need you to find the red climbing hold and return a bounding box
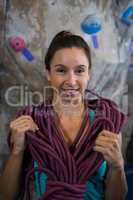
[9,36,26,52]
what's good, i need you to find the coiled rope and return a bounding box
[8,92,126,200]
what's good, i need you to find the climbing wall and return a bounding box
[0,0,132,172]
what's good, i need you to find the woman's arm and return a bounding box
[105,165,128,200]
[94,130,128,199]
[0,151,24,200]
[0,115,39,200]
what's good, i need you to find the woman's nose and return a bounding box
[66,71,77,86]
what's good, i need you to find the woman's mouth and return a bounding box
[60,88,80,97]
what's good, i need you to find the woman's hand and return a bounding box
[10,115,39,155]
[94,130,124,169]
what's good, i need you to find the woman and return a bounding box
[0,31,128,200]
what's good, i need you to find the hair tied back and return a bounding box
[56,30,73,39]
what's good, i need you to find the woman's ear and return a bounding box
[46,69,51,82]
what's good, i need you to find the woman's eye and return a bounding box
[56,68,66,74]
[75,69,85,74]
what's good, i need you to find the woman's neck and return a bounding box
[52,95,85,118]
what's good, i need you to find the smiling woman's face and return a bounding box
[47,47,90,104]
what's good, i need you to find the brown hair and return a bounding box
[45,30,92,71]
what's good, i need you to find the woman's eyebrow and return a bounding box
[75,65,87,68]
[54,64,66,68]
[53,64,87,68]
[74,65,88,70]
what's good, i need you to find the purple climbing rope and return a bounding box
[8,92,126,200]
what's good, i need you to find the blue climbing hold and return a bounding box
[81,14,102,35]
[22,48,34,62]
[121,6,133,25]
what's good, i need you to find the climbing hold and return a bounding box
[22,48,34,62]
[81,14,102,49]
[9,36,34,62]
[128,40,133,56]
[9,36,26,52]
[121,6,133,25]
